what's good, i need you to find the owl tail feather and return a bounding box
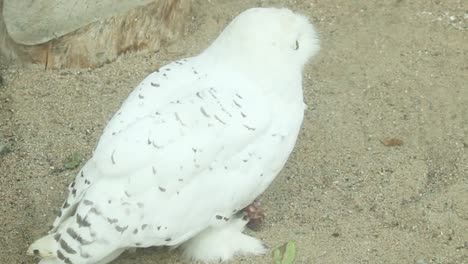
[27,233,58,259]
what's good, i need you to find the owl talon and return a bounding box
[243,199,265,230]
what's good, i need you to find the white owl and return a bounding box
[27,7,319,264]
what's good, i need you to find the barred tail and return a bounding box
[27,233,57,258]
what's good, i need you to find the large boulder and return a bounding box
[0,0,191,68]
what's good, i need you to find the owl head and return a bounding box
[205,8,320,73]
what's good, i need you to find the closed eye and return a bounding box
[294,40,299,50]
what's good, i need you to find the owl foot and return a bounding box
[243,199,265,231]
[181,216,267,262]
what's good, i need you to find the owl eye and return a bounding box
[294,40,299,50]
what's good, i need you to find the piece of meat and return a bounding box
[243,199,265,230]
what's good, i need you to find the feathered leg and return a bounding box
[181,215,267,262]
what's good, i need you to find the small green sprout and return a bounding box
[63,152,82,170]
[272,241,297,264]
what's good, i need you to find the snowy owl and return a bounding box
[28,7,319,264]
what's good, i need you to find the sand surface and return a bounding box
[0,0,467,263]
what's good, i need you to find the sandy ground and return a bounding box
[1,0,467,263]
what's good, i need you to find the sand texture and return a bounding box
[0,0,467,263]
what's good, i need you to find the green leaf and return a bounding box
[63,152,82,170]
[272,241,297,264]
[282,241,297,264]
[0,144,12,156]
[272,246,282,264]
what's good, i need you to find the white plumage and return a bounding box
[28,7,319,264]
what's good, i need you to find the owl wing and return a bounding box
[50,58,206,231]
[34,58,274,263]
